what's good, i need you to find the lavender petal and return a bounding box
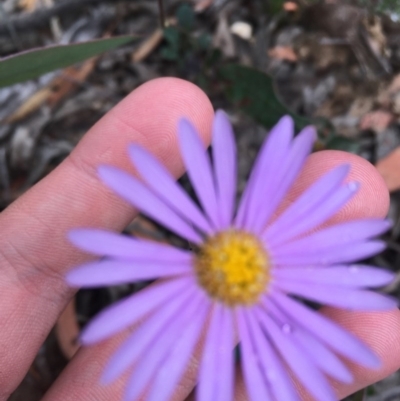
[198,305,234,401]
[69,229,192,262]
[146,302,209,401]
[271,291,381,368]
[235,116,293,230]
[98,165,202,243]
[263,164,349,242]
[249,125,317,234]
[129,145,213,234]
[273,266,395,288]
[178,119,220,228]
[272,240,386,266]
[236,308,272,401]
[124,292,207,401]
[293,328,353,383]
[273,280,397,310]
[102,286,195,384]
[272,219,391,255]
[212,110,237,228]
[255,307,336,401]
[198,305,223,401]
[246,310,300,401]
[264,181,360,246]
[66,259,191,288]
[215,307,235,401]
[80,277,192,344]
[267,301,352,383]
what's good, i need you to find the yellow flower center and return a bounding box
[194,230,270,306]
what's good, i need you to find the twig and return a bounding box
[41,0,63,42]
[157,0,166,29]
[0,3,23,49]
[0,0,140,36]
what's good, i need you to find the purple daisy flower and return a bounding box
[66,111,396,401]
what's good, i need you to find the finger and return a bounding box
[0,78,213,399]
[42,150,395,401]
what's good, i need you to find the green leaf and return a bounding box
[163,27,180,50]
[160,47,179,61]
[325,135,360,153]
[348,388,366,401]
[196,33,211,51]
[177,3,195,31]
[219,64,309,130]
[0,35,135,88]
[268,0,286,14]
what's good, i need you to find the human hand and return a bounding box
[0,77,398,401]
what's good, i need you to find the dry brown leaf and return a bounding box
[349,97,374,118]
[359,110,394,133]
[378,74,400,107]
[6,58,96,123]
[268,46,297,62]
[55,298,80,359]
[47,58,97,106]
[376,147,400,192]
[284,2,298,12]
[19,0,39,12]
[387,75,400,94]
[363,15,388,59]
[132,29,163,63]
[193,0,214,12]
[213,15,235,58]
[6,88,52,123]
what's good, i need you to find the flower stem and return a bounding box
[157,0,166,28]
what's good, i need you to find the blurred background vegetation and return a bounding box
[2,1,400,400]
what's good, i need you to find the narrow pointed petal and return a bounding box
[255,308,336,401]
[198,305,235,401]
[124,292,207,401]
[246,311,300,401]
[212,110,237,228]
[273,280,397,310]
[295,329,353,383]
[264,181,360,246]
[80,277,192,344]
[271,291,381,368]
[69,229,192,262]
[66,259,191,288]
[249,125,317,233]
[273,240,386,266]
[98,166,202,243]
[236,309,272,401]
[215,308,235,401]
[263,164,350,242]
[235,116,293,230]
[234,181,251,228]
[129,145,213,234]
[102,286,194,384]
[272,219,391,255]
[147,302,209,401]
[198,305,223,401]
[273,266,395,288]
[178,119,219,228]
[267,301,352,383]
